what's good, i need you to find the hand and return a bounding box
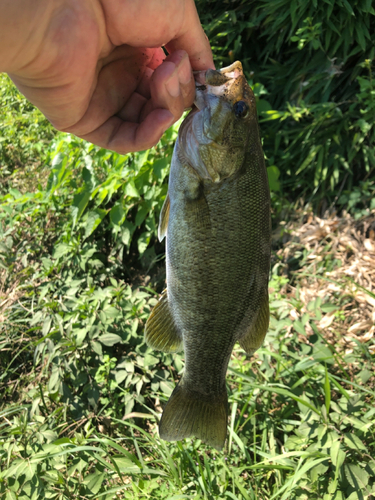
[0,0,214,153]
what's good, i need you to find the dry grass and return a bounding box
[276,209,375,355]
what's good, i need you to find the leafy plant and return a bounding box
[1,2,375,498]
[197,0,375,207]
[0,74,55,195]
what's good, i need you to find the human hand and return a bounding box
[0,0,214,153]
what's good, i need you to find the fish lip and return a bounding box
[193,77,232,110]
[193,61,247,109]
[193,61,244,87]
[194,61,256,121]
[218,61,244,79]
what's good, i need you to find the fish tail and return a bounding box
[159,380,228,451]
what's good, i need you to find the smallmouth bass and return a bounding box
[145,61,271,450]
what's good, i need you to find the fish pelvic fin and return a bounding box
[145,289,183,353]
[158,193,170,242]
[239,293,269,355]
[159,380,228,451]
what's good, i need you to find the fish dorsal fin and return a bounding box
[144,289,183,353]
[158,193,170,242]
[238,293,269,355]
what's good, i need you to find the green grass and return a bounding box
[1,296,375,499]
[1,50,375,500]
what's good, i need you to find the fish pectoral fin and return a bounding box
[238,293,269,355]
[158,193,170,242]
[144,289,183,353]
[159,380,228,451]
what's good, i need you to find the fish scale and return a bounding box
[145,61,271,450]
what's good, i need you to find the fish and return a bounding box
[144,61,271,451]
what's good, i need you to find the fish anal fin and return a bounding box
[145,289,182,353]
[158,194,170,242]
[159,380,228,451]
[238,293,269,355]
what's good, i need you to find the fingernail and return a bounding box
[166,73,180,97]
[178,58,192,86]
[160,110,175,131]
[193,70,206,85]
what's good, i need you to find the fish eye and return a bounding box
[234,100,248,118]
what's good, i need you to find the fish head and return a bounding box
[179,61,259,183]
[195,61,257,146]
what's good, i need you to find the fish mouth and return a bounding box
[193,61,254,111]
[177,61,256,177]
[194,61,243,86]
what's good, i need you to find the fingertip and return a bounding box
[158,108,176,131]
[164,0,215,72]
[79,108,175,155]
[150,62,185,121]
[134,108,175,151]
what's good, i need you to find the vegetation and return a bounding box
[198,0,375,208]
[1,1,375,499]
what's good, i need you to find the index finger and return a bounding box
[165,0,215,71]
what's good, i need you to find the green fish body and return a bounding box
[145,61,271,450]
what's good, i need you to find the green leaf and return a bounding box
[324,364,331,413]
[160,381,173,396]
[23,462,37,481]
[53,243,71,259]
[275,457,330,500]
[85,208,107,238]
[143,354,159,367]
[346,492,363,500]
[111,456,141,474]
[262,109,285,120]
[330,440,345,468]
[84,472,105,494]
[312,343,334,363]
[2,459,28,479]
[46,153,69,193]
[355,25,367,51]
[75,327,89,346]
[72,188,91,226]
[293,320,306,336]
[233,478,251,500]
[344,464,369,490]
[99,333,123,346]
[356,119,371,134]
[124,180,140,198]
[344,433,368,452]
[267,165,281,191]
[296,146,319,175]
[48,368,60,392]
[153,157,170,182]
[121,221,135,247]
[103,306,120,318]
[310,462,329,483]
[257,99,273,114]
[110,202,125,226]
[135,204,149,227]
[9,188,22,199]
[134,149,149,167]
[115,370,128,384]
[92,341,103,355]
[341,0,354,15]
[137,231,150,255]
